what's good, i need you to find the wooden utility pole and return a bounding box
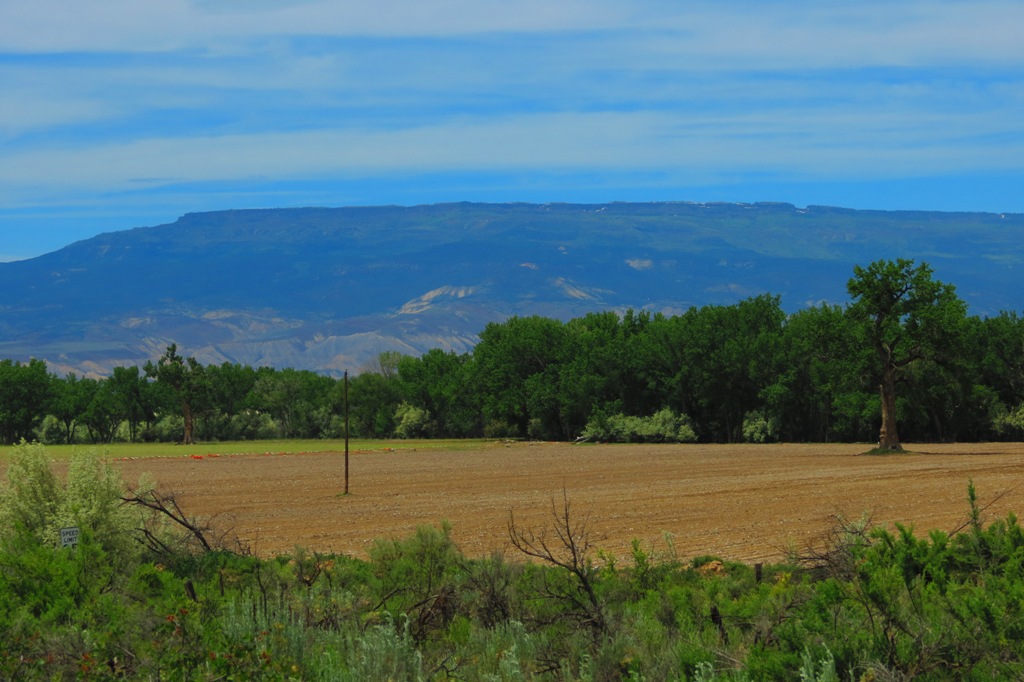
[344,370,350,495]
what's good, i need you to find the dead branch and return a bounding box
[796,512,876,582]
[122,487,215,553]
[508,489,607,637]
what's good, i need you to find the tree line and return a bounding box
[1,259,1022,446]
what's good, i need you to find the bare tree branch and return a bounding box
[122,487,218,553]
[508,489,607,638]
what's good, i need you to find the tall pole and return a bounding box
[344,370,350,495]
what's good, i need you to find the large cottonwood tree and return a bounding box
[847,259,966,450]
[144,344,209,445]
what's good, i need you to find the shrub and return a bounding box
[36,414,74,445]
[370,522,463,643]
[346,619,425,680]
[582,409,697,443]
[232,410,281,440]
[0,441,60,545]
[993,403,1024,439]
[312,406,344,439]
[150,414,185,442]
[742,411,778,443]
[0,442,139,558]
[394,402,435,439]
[483,419,517,439]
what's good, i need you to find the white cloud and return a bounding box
[0,92,113,138]
[626,258,653,270]
[1,102,1020,207]
[0,0,1021,218]
[4,1,1023,67]
[638,2,1024,68]
[0,0,623,52]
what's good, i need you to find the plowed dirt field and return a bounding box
[112,442,1024,564]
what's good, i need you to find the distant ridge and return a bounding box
[1,201,1020,376]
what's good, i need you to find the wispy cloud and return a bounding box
[1,1,1022,258]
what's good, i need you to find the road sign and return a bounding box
[60,526,80,548]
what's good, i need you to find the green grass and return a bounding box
[2,438,500,461]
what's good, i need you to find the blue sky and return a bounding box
[2,1,1022,261]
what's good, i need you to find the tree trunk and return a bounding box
[878,367,902,450]
[182,400,194,445]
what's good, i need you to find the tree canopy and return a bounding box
[847,259,967,450]
[143,344,210,445]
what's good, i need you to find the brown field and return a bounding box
[109,441,1024,565]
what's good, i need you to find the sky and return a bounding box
[2,1,1023,261]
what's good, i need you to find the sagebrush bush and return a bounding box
[370,522,463,645]
[0,442,139,558]
[0,441,61,545]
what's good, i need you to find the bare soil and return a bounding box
[111,441,1024,565]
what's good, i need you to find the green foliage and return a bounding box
[741,411,777,443]
[35,414,69,445]
[0,480,1023,679]
[472,315,569,439]
[398,349,479,437]
[0,358,53,444]
[145,344,211,445]
[251,367,337,439]
[150,413,185,442]
[582,408,697,443]
[0,441,60,545]
[348,370,401,438]
[229,409,281,440]
[0,442,139,557]
[993,403,1024,438]
[394,402,435,438]
[369,522,463,644]
[47,372,90,444]
[847,258,968,449]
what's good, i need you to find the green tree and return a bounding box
[972,312,1024,416]
[765,304,873,442]
[556,311,637,439]
[196,362,261,440]
[80,377,121,443]
[363,349,402,380]
[471,316,567,438]
[847,259,967,450]
[143,344,210,445]
[106,365,155,442]
[397,349,477,437]
[206,362,259,417]
[0,358,53,444]
[348,372,401,438]
[49,373,92,444]
[655,295,784,442]
[252,368,336,438]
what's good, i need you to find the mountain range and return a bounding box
[1,201,1021,377]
